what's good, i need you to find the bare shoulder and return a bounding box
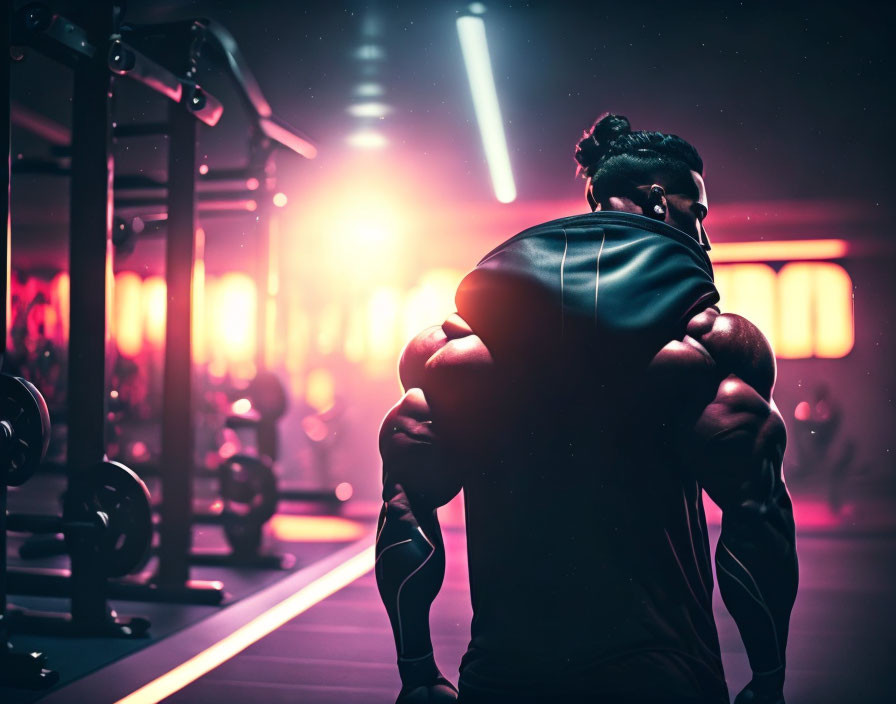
[646,305,777,417]
[658,307,785,468]
[685,308,777,401]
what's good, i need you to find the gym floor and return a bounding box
[4,493,895,704]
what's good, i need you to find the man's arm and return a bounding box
[651,308,798,704]
[376,314,494,703]
[686,310,798,704]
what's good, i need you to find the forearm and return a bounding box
[375,482,446,684]
[716,459,798,678]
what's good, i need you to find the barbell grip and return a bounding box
[6,512,63,534]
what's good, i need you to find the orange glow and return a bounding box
[305,367,335,412]
[713,264,777,352]
[714,262,853,360]
[112,541,373,704]
[264,218,281,369]
[316,302,343,355]
[50,272,70,343]
[106,242,114,343]
[776,264,813,358]
[40,305,60,341]
[776,263,854,358]
[204,275,255,376]
[272,192,288,208]
[710,239,849,263]
[211,272,257,366]
[367,286,401,372]
[142,276,167,349]
[285,300,310,397]
[295,166,413,288]
[114,272,144,358]
[264,298,278,368]
[402,269,465,343]
[811,263,854,357]
[269,515,364,542]
[343,304,366,363]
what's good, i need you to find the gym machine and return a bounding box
[2,5,151,681]
[6,1,224,606]
[9,2,319,594]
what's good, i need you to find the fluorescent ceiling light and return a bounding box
[355,44,385,61]
[457,16,516,203]
[346,102,392,118]
[346,131,388,149]
[355,82,384,97]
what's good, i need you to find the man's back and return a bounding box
[377,211,796,704]
[435,212,725,700]
[459,401,727,701]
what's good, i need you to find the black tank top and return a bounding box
[452,212,728,701]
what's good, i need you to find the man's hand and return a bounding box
[396,678,459,703]
[734,669,786,704]
[396,654,458,703]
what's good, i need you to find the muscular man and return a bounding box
[376,114,798,703]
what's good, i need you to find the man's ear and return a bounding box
[644,184,668,221]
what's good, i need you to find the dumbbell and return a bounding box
[193,453,279,556]
[227,372,351,508]
[225,370,289,462]
[19,454,277,561]
[7,460,153,578]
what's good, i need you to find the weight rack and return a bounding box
[5,1,320,610]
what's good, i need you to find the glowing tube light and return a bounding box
[114,272,144,358]
[346,102,392,118]
[355,82,384,97]
[710,239,848,263]
[346,130,388,149]
[457,15,516,203]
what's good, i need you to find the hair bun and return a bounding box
[575,113,631,178]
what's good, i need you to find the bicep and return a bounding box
[382,313,496,507]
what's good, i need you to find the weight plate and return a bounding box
[0,375,51,486]
[223,519,264,556]
[218,453,278,525]
[63,461,153,577]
